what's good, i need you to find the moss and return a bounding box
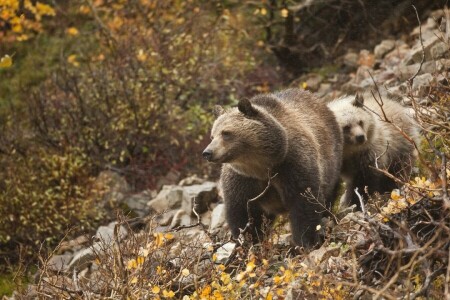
[0,272,16,297]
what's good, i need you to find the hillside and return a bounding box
[1,1,449,299]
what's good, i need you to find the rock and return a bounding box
[47,253,73,272]
[303,243,341,268]
[430,42,449,59]
[358,50,375,68]
[147,185,184,213]
[403,35,441,65]
[123,190,151,217]
[170,209,192,229]
[57,235,89,254]
[157,210,176,226]
[95,222,127,245]
[182,181,218,216]
[317,83,332,97]
[209,203,226,232]
[411,73,434,96]
[383,43,410,67]
[374,39,395,59]
[214,242,236,263]
[394,61,436,81]
[436,59,450,71]
[179,174,206,186]
[304,73,323,92]
[342,52,359,69]
[155,169,180,190]
[67,243,101,272]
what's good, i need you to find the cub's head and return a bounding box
[202,98,286,165]
[328,94,375,148]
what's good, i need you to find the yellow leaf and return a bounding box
[266,292,273,300]
[246,260,256,272]
[260,8,267,15]
[137,49,147,62]
[280,8,289,18]
[162,289,175,298]
[0,55,13,68]
[181,268,190,276]
[67,54,79,67]
[390,189,402,201]
[66,27,79,36]
[152,285,161,294]
[126,259,137,270]
[137,256,145,265]
[130,276,138,284]
[164,233,174,240]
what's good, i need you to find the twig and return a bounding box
[354,187,366,215]
[238,171,278,242]
[408,5,425,84]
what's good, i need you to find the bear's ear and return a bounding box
[238,98,258,117]
[213,105,225,118]
[352,94,364,108]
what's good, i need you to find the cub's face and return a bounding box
[340,115,368,146]
[328,95,374,149]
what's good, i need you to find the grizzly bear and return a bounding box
[202,88,343,248]
[327,93,420,209]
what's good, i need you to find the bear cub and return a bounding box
[327,93,420,209]
[203,88,343,248]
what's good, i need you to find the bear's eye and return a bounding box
[358,121,364,127]
[221,131,232,140]
[343,125,351,133]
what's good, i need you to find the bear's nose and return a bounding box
[355,135,366,144]
[202,149,213,161]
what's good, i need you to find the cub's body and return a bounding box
[203,89,343,248]
[327,93,420,208]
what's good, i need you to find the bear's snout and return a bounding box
[355,134,366,144]
[202,149,213,161]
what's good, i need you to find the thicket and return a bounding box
[0,0,277,262]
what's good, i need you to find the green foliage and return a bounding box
[0,146,103,255]
[0,0,268,260]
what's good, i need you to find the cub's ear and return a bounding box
[352,93,364,108]
[238,98,258,117]
[213,105,225,118]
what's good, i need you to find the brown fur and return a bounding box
[203,88,343,248]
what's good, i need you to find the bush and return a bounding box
[0,146,103,259]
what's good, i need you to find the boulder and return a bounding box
[209,203,226,232]
[147,185,184,213]
[374,39,395,59]
[182,181,218,216]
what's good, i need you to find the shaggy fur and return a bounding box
[203,88,343,248]
[327,93,420,208]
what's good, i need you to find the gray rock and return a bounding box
[412,73,434,91]
[179,175,205,186]
[182,181,218,216]
[95,222,127,246]
[342,52,359,69]
[303,243,341,268]
[374,39,395,59]
[430,42,449,59]
[47,253,73,272]
[436,59,450,71]
[170,209,192,229]
[403,35,441,65]
[147,185,184,213]
[214,242,236,263]
[92,171,130,209]
[67,243,101,272]
[123,190,151,217]
[394,61,436,81]
[209,203,226,232]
